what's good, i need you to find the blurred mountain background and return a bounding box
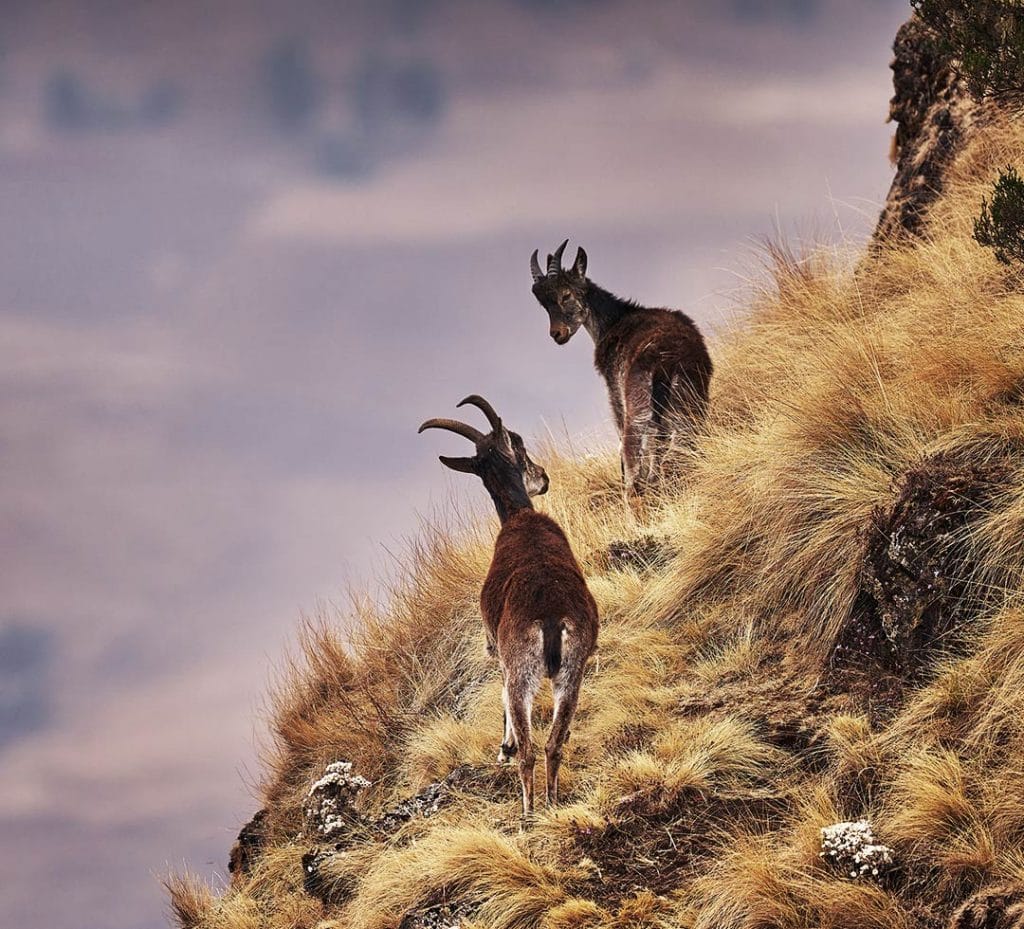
[0,2,905,927]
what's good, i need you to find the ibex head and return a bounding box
[530,238,589,345]
[419,396,549,509]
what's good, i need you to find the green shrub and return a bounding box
[912,0,1024,102]
[974,166,1024,264]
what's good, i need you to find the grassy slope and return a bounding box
[169,113,1024,929]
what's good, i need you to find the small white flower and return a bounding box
[820,820,893,883]
[303,760,372,839]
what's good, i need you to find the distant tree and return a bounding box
[44,70,183,132]
[389,62,445,123]
[316,132,373,180]
[733,0,820,25]
[911,0,1024,102]
[0,623,53,748]
[514,0,608,10]
[974,166,1024,264]
[353,56,445,127]
[45,70,90,129]
[139,81,183,126]
[262,38,322,131]
[389,0,439,33]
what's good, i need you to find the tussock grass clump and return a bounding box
[172,118,1024,929]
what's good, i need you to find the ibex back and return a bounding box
[419,396,598,818]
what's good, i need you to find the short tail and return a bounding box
[543,622,564,678]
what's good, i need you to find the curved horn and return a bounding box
[547,238,569,275]
[530,249,544,283]
[418,418,484,443]
[457,394,502,432]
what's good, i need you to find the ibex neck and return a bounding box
[582,282,636,343]
[488,485,534,525]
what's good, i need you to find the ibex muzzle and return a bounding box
[531,238,589,347]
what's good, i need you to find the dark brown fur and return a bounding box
[531,241,713,497]
[481,508,599,814]
[420,397,599,817]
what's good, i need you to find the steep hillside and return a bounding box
[169,20,1024,929]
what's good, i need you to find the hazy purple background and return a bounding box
[1,2,907,926]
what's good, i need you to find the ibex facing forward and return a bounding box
[530,240,713,498]
[419,396,599,818]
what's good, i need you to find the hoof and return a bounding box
[497,742,518,764]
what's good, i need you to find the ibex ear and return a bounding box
[572,246,587,279]
[439,455,477,474]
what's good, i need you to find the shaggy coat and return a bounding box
[481,510,598,816]
[482,510,597,673]
[420,397,599,818]
[481,512,598,819]
[593,300,713,490]
[531,241,713,496]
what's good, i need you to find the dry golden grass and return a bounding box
[171,117,1024,929]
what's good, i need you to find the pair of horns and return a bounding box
[530,239,587,283]
[418,394,502,443]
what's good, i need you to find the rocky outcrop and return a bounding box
[601,534,675,573]
[228,809,268,885]
[829,450,1011,719]
[301,762,512,906]
[860,451,1009,672]
[951,886,1024,929]
[874,18,997,243]
[399,901,475,929]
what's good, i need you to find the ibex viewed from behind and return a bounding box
[419,395,599,818]
[530,240,713,498]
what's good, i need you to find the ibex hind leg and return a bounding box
[505,660,542,820]
[545,655,585,807]
[622,369,655,509]
[497,681,517,764]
